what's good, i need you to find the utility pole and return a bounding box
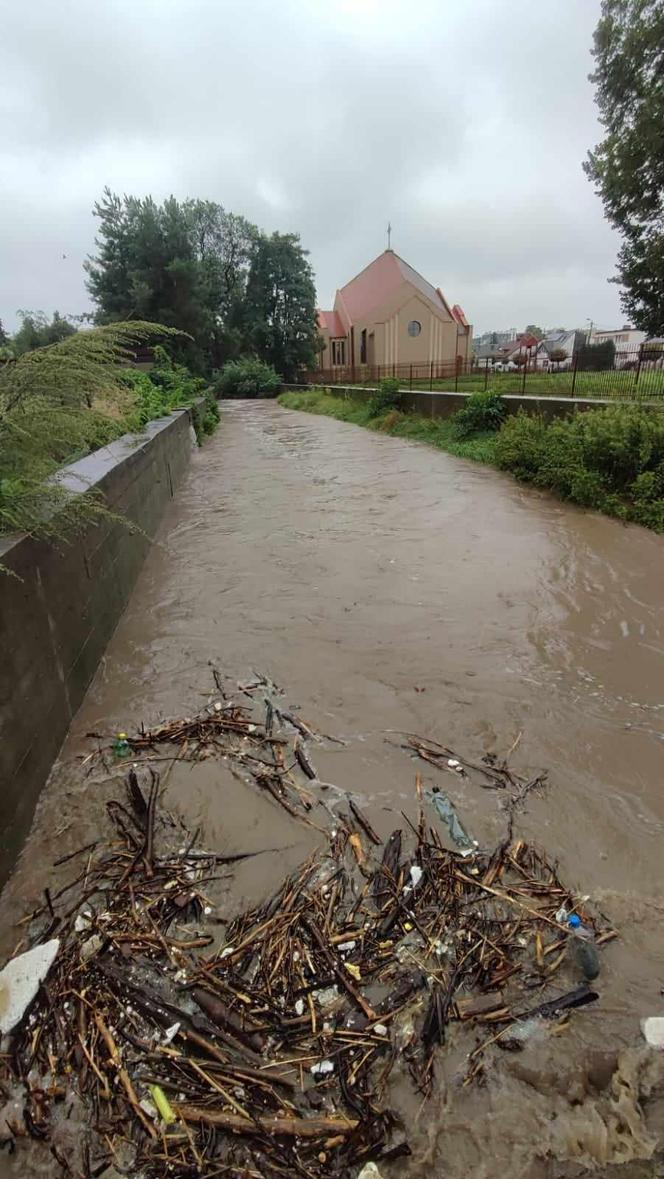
[387,222,392,250]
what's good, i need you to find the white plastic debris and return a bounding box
[295,998,305,1016]
[310,1060,334,1077]
[80,934,104,964]
[409,865,423,889]
[447,758,460,769]
[163,1022,181,1045]
[314,986,339,1009]
[220,946,235,959]
[373,1023,388,1037]
[555,906,569,924]
[139,1097,158,1120]
[357,1163,384,1179]
[74,907,93,933]
[337,941,356,953]
[213,701,223,712]
[0,940,60,1034]
[395,1012,416,1049]
[642,1017,664,1049]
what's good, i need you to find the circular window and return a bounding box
[408,320,422,337]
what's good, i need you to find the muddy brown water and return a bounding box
[2,399,664,1177]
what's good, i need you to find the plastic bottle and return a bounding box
[567,915,600,980]
[112,732,132,759]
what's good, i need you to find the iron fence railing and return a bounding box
[306,344,664,400]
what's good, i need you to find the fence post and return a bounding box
[484,363,489,391]
[635,343,643,392]
[571,351,578,396]
[429,360,433,391]
[521,353,528,395]
[409,363,413,390]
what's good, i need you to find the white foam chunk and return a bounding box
[0,940,60,1034]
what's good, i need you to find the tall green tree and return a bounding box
[85,189,258,372]
[12,310,77,355]
[584,0,664,335]
[244,233,318,380]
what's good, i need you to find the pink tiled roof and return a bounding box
[317,310,346,337]
[338,250,448,324]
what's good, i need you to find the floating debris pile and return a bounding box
[0,686,616,1176]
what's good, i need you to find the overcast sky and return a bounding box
[0,0,622,336]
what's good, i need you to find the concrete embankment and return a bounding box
[0,407,199,883]
[282,381,654,420]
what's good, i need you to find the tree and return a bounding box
[12,310,77,355]
[0,320,8,348]
[577,339,616,371]
[548,347,568,369]
[585,1,664,335]
[524,324,544,340]
[244,233,318,379]
[85,189,258,373]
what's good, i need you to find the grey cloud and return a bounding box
[0,0,621,333]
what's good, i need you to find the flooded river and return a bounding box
[2,399,664,1176]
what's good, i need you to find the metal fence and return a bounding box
[307,343,664,400]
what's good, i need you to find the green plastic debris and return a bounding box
[112,733,132,760]
[150,1083,176,1125]
[426,789,476,852]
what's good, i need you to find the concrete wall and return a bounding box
[282,382,640,421]
[0,408,199,885]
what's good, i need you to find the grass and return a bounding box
[0,333,219,544]
[329,369,664,400]
[278,388,499,464]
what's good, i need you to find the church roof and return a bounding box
[337,250,450,324]
[317,310,346,337]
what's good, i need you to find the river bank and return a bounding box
[2,401,663,1176]
[277,387,664,532]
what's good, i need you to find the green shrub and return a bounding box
[367,377,402,417]
[0,321,188,545]
[215,358,281,398]
[496,404,664,529]
[494,411,549,479]
[377,409,404,431]
[120,348,218,442]
[452,391,507,438]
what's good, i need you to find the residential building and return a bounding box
[536,329,584,370]
[590,327,646,351]
[472,332,539,369]
[472,329,516,350]
[317,250,472,371]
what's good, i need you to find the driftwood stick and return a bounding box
[178,1106,359,1138]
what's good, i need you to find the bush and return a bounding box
[367,377,402,417]
[377,409,404,431]
[215,358,281,398]
[120,348,218,443]
[496,404,664,529]
[494,411,549,480]
[452,391,507,438]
